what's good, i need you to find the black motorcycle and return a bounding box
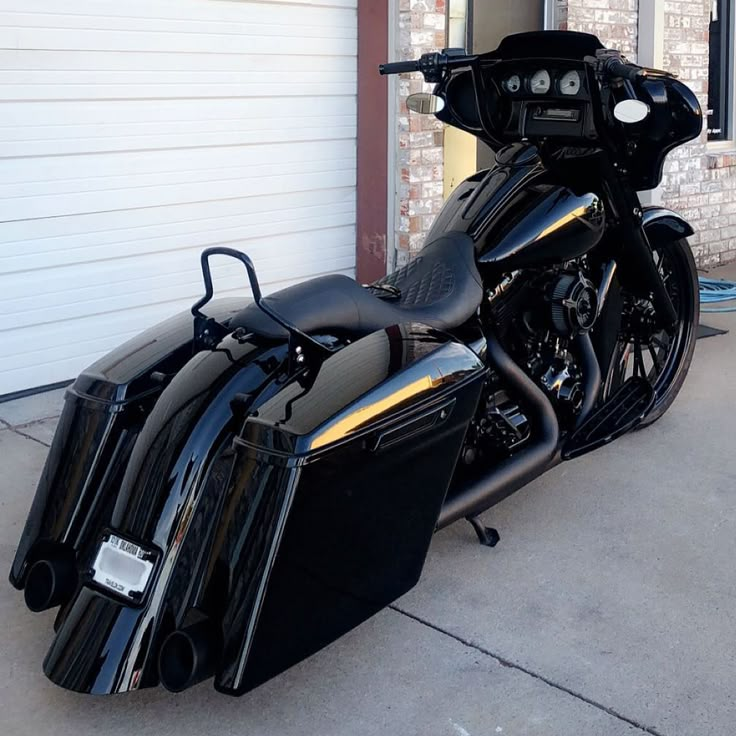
[10,31,701,697]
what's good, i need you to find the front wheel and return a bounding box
[603,237,699,427]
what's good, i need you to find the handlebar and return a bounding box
[379,60,420,76]
[379,50,475,83]
[380,48,652,91]
[599,56,648,84]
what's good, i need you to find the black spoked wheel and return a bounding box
[603,237,699,427]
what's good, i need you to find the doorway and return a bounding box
[444,0,546,194]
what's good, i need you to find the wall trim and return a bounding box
[386,0,398,274]
[638,0,665,205]
[543,0,556,30]
[356,0,389,283]
[638,0,665,68]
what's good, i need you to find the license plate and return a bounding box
[92,534,156,602]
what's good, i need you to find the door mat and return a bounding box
[697,323,729,340]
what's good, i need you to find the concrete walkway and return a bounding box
[2,267,736,736]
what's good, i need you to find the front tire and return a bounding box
[603,237,699,427]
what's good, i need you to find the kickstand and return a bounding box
[467,516,500,548]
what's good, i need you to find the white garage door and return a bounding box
[0,0,357,396]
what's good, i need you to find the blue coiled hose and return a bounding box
[699,277,736,313]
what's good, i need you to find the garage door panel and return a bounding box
[0,0,358,395]
[0,112,357,142]
[0,27,356,56]
[0,208,358,280]
[0,0,357,27]
[0,267,358,389]
[0,49,355,73]
[1,16,354,41]
[3,8,356,35]
[2,139,356,183]
[0,125,357,158]
[1,169,357,222]
[0,81,356,102]
[0,94,356,125]
[0,187,357,253]
[2,227,357,310]
[2,153,356,198]
[2,241,357,331]
[1,263,359,370]
[0,70,356,89]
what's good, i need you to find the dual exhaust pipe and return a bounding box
[24,552,219,694]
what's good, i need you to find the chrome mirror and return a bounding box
[614,99,650,124]
[407,93,446,115]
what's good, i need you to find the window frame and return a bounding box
[707,0,736,148]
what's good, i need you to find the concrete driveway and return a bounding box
[2,269,735,736]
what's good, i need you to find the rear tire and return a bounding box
[603,237,699,427]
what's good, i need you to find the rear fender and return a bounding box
[41,334,289,694]
[9,299,245,590]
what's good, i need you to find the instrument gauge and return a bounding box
[560,70,582,96]
[504,74,522,94]
[530,69,551,95]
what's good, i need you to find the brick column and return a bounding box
[395,0,447,268]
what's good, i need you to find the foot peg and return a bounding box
[467,516,500,548]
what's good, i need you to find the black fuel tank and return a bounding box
[478,187,605,270]
[425,143,605,272]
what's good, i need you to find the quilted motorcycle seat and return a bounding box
[230,231,483,338]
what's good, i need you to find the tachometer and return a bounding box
[530,69,551,95]
[504,74,522,94]
[559,70,582,96]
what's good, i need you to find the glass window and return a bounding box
[708,0,733,141]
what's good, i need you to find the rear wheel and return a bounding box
[603,237,699,427]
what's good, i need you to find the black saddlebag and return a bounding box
[211,324,487,695]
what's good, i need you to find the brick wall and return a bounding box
[659,0,736,267]
[557,0,736,267]
[561,0,638,59]
[395,0,447,268]
[396,1,736,268]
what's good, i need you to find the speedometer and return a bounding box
[530,69,551,95]
[559,70,582,96]
[504,74,522,94]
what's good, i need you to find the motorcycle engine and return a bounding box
[549,272,599,337]
[461,262,598,469]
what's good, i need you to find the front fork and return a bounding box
[603,176,678,328]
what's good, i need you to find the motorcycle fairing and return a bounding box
[18,318,486,695]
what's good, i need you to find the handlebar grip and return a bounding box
[379,60,420,76]
[604,59,647,83]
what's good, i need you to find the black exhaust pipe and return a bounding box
[437,332,560,529]
[158,619,221,693]
[24,557,77,613]
[575,333,602,428]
